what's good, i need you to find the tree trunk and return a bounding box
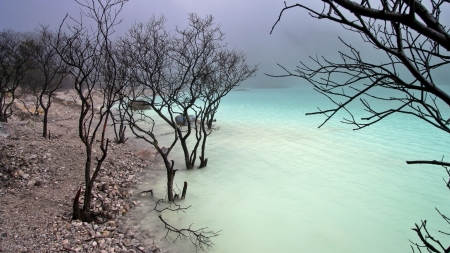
[117,123,127,143]
[72,187,82,220]
[181,181,187,200]
[199,156,208,168]
[82,144,93,212]
[0,110,7,122]
[179,137,194,170]
[0,93,7,122]
[42,107,49,138]
[199,114,209,168]
[167,170,175,201]
[207,110,216,130]
[72,144,95,222]
[207,117,213,130]
[163,157,176,201]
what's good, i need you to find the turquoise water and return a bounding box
[131,86,450,253]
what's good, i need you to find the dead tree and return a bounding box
[170,13,228,170]
[198,50,258,168]
[56,0,128,222]
[109,49,131,144]
[156,14,259,170]
[120,15,181,201]
[125,106,179,201]
[270,0,450,251]
[0,31,31,122]
[25,26,69,138]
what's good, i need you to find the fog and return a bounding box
[0,0,391,88]
[0,1,449,85]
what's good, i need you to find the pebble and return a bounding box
[0,123,160,252]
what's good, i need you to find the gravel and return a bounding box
[0,91,164,253]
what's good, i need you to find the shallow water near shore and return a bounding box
[129,85,450,253]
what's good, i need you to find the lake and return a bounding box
[127,85,450,253]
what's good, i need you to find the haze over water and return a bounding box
[130,85,450,253]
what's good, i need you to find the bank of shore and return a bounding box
[0,90,165,253]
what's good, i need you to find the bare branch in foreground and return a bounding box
[406,160,450,167]
[149,199,220,252]
[158,215,220,252]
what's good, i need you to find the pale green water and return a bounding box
[129,86,450,253]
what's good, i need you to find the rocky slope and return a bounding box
[0,91,163,253]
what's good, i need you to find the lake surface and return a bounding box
[128,85,450,253]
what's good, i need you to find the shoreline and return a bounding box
[0,91,165,252]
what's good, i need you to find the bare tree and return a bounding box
[270,0,450,251]
[109,70,130,144]
[170,13,228,170]
[121,15,181,201]
[150,199,220,252]
[198,50,258,168]
[56,0,128,222]
[24,26,69,137]
[0,31,31,122]
[165,13,257,170]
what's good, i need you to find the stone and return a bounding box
[101,231,110,237]
[125,231,134,238]
[124,203,130,212]
[16,170,24,177]
[101,183,109,191]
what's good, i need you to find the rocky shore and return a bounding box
[0,91,164,253]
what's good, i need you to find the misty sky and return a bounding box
[0,0,448,87]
